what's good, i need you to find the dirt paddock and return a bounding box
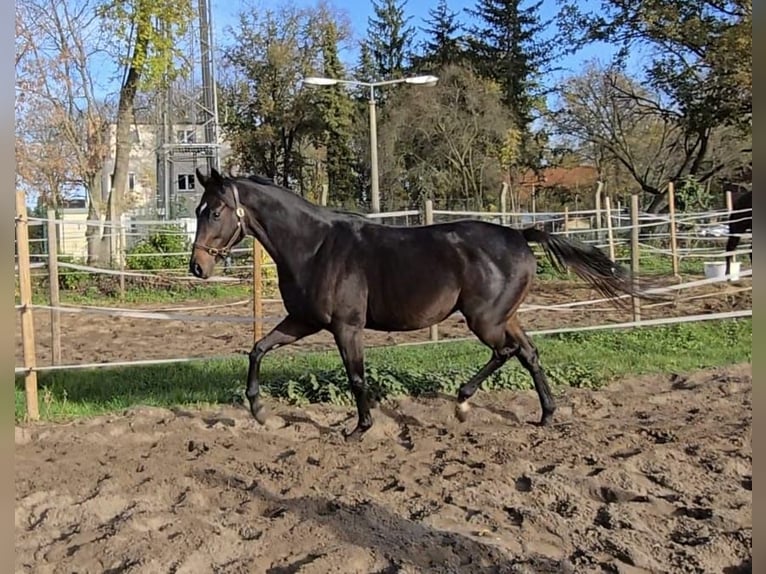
[15,363,751,573]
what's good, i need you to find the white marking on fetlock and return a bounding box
[455,401,471,422]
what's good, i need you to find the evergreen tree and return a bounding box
[415,0,465,71]
[316,21,358,206]
[363,0,416,81]
[356,42,377,82]
[465,0,553,133]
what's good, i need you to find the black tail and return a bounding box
[522,227,665,308]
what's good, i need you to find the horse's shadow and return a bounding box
[197,468,565,573]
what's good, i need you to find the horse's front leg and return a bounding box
[246,315,319,423]
[332,323,373,442]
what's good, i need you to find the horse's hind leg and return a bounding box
[506,316,556,426]
[332,323,373,442]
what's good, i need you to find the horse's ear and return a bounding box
[210,167,224,185]
[195,168,208,187]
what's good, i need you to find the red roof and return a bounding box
[514,165,600,189]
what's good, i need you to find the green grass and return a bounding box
[57,283,254,307]
[26,279,255,307]
[16,319,752,422]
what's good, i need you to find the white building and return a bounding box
[58,121,232,259]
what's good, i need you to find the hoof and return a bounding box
[455,401,470,423]
[539,409,555,427]
[249,401,269,425]
[343,425,371,443]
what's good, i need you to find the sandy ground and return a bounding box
[15,363,751,574]
[16,278,752,367]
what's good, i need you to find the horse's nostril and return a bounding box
[191,261,203,277]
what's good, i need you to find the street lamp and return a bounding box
[303,74,439,213]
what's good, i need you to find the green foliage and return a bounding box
[220,3,348,188]
[379,64,515,209]
[364,0,417,81]
[556,0,752,170]
[675,176,716,212]
[125,225,190,271]
[465,0,557,132]
[17,319,752,421]
[413,0,465,71]
[96,0,194,90]
[313,21,358,206]
[56,255,94,291]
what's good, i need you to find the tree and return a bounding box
[97,0,194,256]
[413,0,465,71]
[547,61,751,211]
[556,0,752,206]
[15,0,112,262]
[220,1,352,192]
[465,0,555,133]
[363,0,417,82]
[558,0,751,129]
[312,19,358,206]
[378,64,517,209]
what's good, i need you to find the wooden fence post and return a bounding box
[424,199,438,342]
[594,181,603,242]
[667,182,679,278]
[563,206,570,237]
[252,240,263,343]
[16,191,40,421]
[604,195,616,262]
[46,209,62,365]
[630,192,641,323]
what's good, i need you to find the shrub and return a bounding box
[126,225,190,271]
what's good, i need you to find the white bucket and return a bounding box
[704,260,741,281]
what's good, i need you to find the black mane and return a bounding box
[236,173,368,222]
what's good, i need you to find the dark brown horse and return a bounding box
[725,190,752,277]
[189,168,654,441]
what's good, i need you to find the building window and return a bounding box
[176,129,196,144]
[177,174,195,192]
[128,172,136,191]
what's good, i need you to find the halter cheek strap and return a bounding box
[193,183,246,258]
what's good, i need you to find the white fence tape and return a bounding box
[393,309,753,349]
[14,308,752,375]
[19,268,750,324]
[56,261,243,282]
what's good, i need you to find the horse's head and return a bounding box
[189,167,247,279]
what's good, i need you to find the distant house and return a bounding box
[56,122,232,259]
[58,197,90,259]
[514,165,600,199]
[97,122,232,217]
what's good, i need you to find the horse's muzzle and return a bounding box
[189,259,207,279]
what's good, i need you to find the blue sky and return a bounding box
[207,0,646,89]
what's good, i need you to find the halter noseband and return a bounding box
[193,183,246,258]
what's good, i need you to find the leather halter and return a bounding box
[193,183,246,258]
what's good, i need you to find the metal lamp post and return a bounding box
[302,74,439,213]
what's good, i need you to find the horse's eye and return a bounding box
[212,211,221,220]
